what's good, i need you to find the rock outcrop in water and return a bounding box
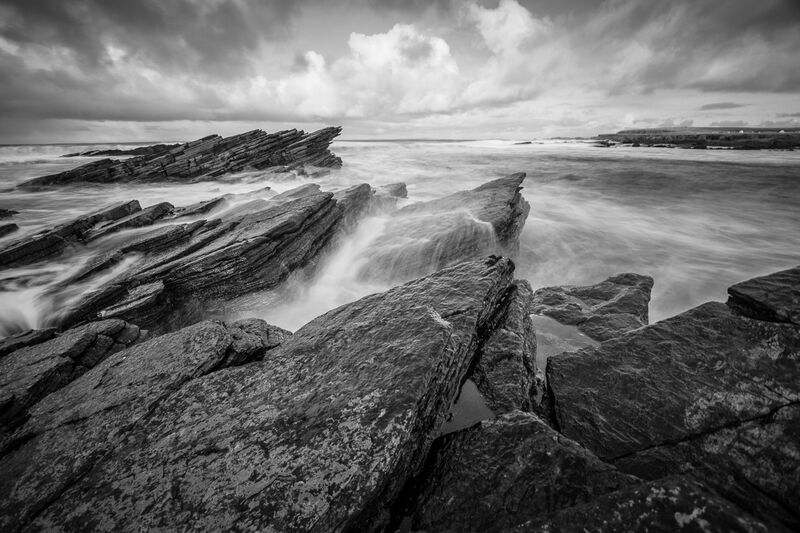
[19,127,343,187]
[531,272,653,341]
[360,174,530,282]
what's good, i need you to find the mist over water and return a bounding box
[1,140,799,336]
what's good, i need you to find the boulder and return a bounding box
[0,319,146,433]
[0,319,289,531]
[531,272,653,341]
[359,174,530,282]
[727,265,800,325]
[0,328,57,358]
[0,209,18,219]
[547,300,800,529]
[21,258,516,532]
[21,127,343,187]
[0,224,17,238]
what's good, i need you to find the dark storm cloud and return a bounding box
[699,103,747,111]
[0,0,302,77]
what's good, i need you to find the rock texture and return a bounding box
[531,272,654,341]
[0,201,140,268]
[5,258,515,532]
[22,127,343,187]
[547,297,800,529]
[63,143,181,158]
[727,265,800,325]
[360,174,530,282]
[0,319,146,434]
[0,319,288,532]
[0,209,18,219]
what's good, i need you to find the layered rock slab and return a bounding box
[547,300,800,529]
[21,126,343,187]
[0,318,288,531]
[531,272,654,341]
[727,265,800,325]
[359,174,530,283]
[26,258,515,532]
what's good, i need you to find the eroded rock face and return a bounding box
[531,272,653,341]
[0,318,289,532]
[727,265,800,325]
[359,174,530,283]
[0,319,146,434]
[409,411,638,532]
[21,258,515,532]
[20,127,343,187]
[547,300,800,530]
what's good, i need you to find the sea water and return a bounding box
[1,140,798,337]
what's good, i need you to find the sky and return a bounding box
[0,0,799,143]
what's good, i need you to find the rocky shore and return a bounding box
[1,137,798,531]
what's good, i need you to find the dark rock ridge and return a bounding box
[20,126,343,187]
[1,257,516,532]
[530,272,654,341]
[359,174,530,282]
[0,318,289,531]
[0,319,146,435]
[0,223,17,238]
[546,271,800,530]
[727,265,800,325]
[0,209,18,219]
[63,143,181,158]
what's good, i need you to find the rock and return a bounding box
[84,202,174,241]
[531,272,654,341]
[0,224,17,238]
[0,200,141,268]
[21,127,343,187]
[359,174,530,282]
[62,143,181,158]
[547,301,800,530]
[22,258,515,532]
[0,209,18,219]
[533,477,773,533]
[471,280,537,413]
[377,182,408,198]
[727,265,800,325]
[169,197,228,219]
[0,318,288,531]
[0,319,145,433]
[408,411,638,532]
[0,328,57,358]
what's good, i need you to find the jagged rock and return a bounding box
[531,272,653,341]
[408,411,638,532]
[21,258,515,532]
[529,477,773,533]
[0,209,18,219]
[360,174,530,282]
[0,201,141,268]
[84,202,174,241]
[63,143,181,158]
[169,197,228,219]
[0,319,146,433]
[0,224,17,238]
[727,265,800,325]
[471,280,536,413]
[0,328,57,358]
[21,127,343,187]
[547,300,800,529]
[0,318,288,531]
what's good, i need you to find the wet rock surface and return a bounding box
[21,126,343,187]
[727,265,800,325]
[0,223,17,238]
[360,174,530,283]
[14,258,515,532]
[0,319,146,434]
[531,272,654,341]
[0,318,288,531]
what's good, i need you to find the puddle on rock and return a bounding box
[530,314,600,368]
[438,379,494,437]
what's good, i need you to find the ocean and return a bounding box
[1,140,799,337]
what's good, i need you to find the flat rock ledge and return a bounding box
[20,126,343,187]
[530,272,654,341]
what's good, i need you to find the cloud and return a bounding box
[777,112,800,117]
[699,102,747,111]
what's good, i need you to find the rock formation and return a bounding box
[727,265,800,325]
[359,174,530,282]
[530,272,653,341]
[20,127,343,187]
